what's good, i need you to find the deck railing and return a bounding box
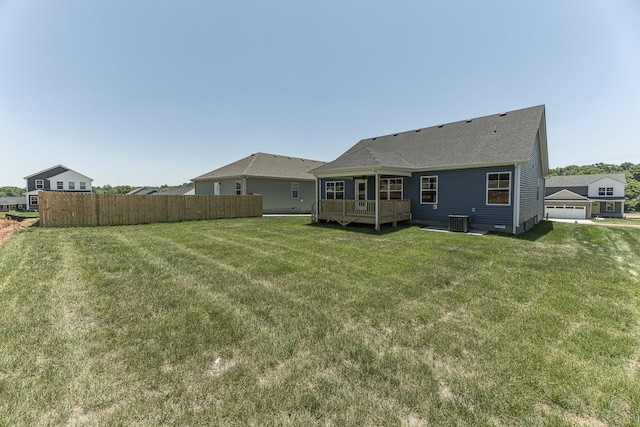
[314,199,411,227]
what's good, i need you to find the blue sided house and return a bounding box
[310,105,549,234]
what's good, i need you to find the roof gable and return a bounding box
[24,164,70,179]
[545,189,590,201]
[48,170,93,183]
[312,105,546,175]
[193,153,327,181]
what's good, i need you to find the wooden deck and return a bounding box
[313,199,411,228]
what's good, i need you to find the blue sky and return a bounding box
[1,1,639,188]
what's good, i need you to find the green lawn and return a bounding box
[1,217,639,426]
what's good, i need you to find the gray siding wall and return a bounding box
[407,166,515,230]
[318,178,356,199]
[247,179,315,213]
[597,201,624,217]
[545,185,588,197]
[196,178,315,213]
[195,179,239,195]
[26,166,68,191]
[518,133,545,230]
[320,167,517,231]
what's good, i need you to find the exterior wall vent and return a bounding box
[448,215,469,232]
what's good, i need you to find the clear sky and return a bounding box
[1,1,639,188]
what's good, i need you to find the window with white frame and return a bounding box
[598,187,614,196]
[29,195,38,206]
[35,179,44,189]
[80,182,87,190]
[68,181,75,190]
[487,172,511,205]
[420,176,438,203]
[325,181,344,199]
[235,181,242,195]
[379,178,403,200]
[56,181,64,190]
[291,182,299,198]
[606,202,615,212]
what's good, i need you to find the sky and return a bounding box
[1,1,639,188]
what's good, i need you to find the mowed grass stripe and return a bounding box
[0,218,639,425]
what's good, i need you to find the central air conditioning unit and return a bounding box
[448,215,469,233]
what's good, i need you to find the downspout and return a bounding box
[375,171,380,231]
[314,176,320,223]
[513,164,521,234]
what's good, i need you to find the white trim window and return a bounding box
[487,172,511,205]
[68,181,75,190]
[79,182,87,190]
[379,178,403,200]
[420,176,438,204]
[29,195,38,206]
[325,181,345,199]
[598,187,614,196]
[35,179,44,189]
[291,182,299,198]
[235,180,242,195]
[56,181,64,190]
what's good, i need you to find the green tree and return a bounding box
[0,186,25,197]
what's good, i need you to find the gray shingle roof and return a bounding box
[192,153,327,182]
[546,174,627,187]
[156,187,194,195]
[311,105,546,174]
[0,197,25,205]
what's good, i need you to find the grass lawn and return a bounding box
[0,217,639,425]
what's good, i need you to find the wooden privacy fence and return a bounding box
[38,192,263,227]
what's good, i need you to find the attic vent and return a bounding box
[499,112,507,116]
[393,133,399,136]
[415,129,421,132]
[372,137,377,140]
[466,119,473,123]
[438,124,445,128]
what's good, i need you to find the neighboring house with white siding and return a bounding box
[192,153,326,214]
[311,105,549,234]
[24,165,93,210]
[545,174,627,219]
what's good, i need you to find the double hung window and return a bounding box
[379,178,403,200]
[487,172,511,205]
[420,176,438,203]
[325,181,344,199]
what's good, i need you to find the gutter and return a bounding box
[513,163,521,234]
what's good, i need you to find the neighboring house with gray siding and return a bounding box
[0,197,27,212]
[545,174,626,219]
[192,153,326,214]
[24,165,93,210]
[311,105,549,234]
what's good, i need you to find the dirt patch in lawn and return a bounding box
[0,217,38,244]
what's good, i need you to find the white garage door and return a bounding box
[545,205,586,219]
